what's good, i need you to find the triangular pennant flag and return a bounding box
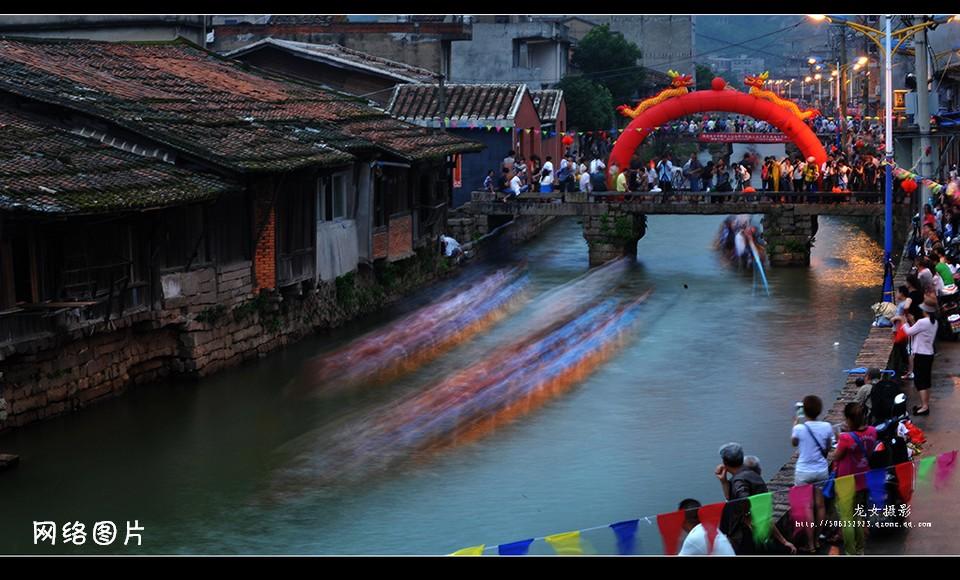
[550,131,557,137]
[936,450,959,491]
[748,493,773,546]
[577,131,583,136]
[450,544,485,555]
[918,456,936,488]
[485,125,492,131]
[788,484,815,529]
[498,538,534,555]
[697,503,724,554]
[656,510,685,555]
[866,468,888,508]
[609,520,639,555]
[544,530,582,555]
[543,130,549,136]
[836,474,857,551]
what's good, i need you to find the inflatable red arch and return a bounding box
[607,88,827,183]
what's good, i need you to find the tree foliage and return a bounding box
[571,25,644,104]
[556,76,613,131]
[695,64,715,91]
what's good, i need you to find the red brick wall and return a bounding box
[372,229,389,260]
[254,198,276,291]
[388,213,413,259]
[515,93,542,161]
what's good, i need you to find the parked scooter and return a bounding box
[866,394,915,534]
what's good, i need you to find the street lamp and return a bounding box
[809,13,960,303]
[814,73,822,109]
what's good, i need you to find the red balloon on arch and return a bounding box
[607,91,826,185]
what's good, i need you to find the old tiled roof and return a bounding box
[0,37,482,170]
[530,89,563,122]
[0,107,235,214]
[388,83,528,124]
[223,38,440,84]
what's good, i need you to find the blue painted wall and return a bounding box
[452,129,511,208]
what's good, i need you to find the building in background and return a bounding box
[210,15,471,78]
[389,83,557,207]
[0,15,209,45]
[448,16,570,88]
[223,38,439,106]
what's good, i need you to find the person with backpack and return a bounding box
[832,402,878,555]
[791,395,834,553]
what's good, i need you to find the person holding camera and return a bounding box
[791,395,834,553]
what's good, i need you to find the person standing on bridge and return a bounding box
[803,157,819,194]
[683,153,702,193]
[657,155,675,195]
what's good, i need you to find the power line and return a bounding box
[453,20,806,84]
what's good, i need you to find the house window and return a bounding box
[318,172,349,221]
[210,195,250,265]
[513,40,529,69]
[277,178,316,286]
[157,205,207,270]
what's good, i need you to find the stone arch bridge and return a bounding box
[457,191,908,267]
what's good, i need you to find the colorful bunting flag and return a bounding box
[836,475,856,521]
[451,544,485,556]
[748,493,773,546]
[498,538,534,555]
[697,503,724,555]
[896,461,915,503]
[936,450,958,491]
[485,125,492,131]
[609,520,639,555]
[918,456,936,488]
[788,484,814,529]
[545,530,583,555]
[866,468,887,508]
[656,510,686,555]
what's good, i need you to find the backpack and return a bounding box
[658,161,670,181]
[868,379,900,424]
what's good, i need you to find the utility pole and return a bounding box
[914,20,933,210]
[840,28,848,147]
[863,34,870,116]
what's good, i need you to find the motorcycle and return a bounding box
[866,394,920,534]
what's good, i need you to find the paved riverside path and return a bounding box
[766,236,960,555]
[866,338,960,555]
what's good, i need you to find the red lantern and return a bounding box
[902,178,918,194]
[562,134,574,146]
[711,77,726,91]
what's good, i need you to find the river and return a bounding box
[0,215,883,554]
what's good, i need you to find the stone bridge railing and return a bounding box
[455,191,903,267]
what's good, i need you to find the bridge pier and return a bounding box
[582,212,647,266]
[761,206,817,267]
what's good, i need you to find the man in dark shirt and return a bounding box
[715,442,796,555]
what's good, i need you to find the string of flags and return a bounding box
[451,450,958,556]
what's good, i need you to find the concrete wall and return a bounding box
[449,22,567,86]
[591,16,694,75]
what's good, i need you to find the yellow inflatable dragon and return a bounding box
[617,70,692,119]
[745,71,819,121]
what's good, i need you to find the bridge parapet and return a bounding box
[457,191,899,267]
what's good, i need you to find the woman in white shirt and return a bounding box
[791,395,834,553]
[894,301,938,415]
